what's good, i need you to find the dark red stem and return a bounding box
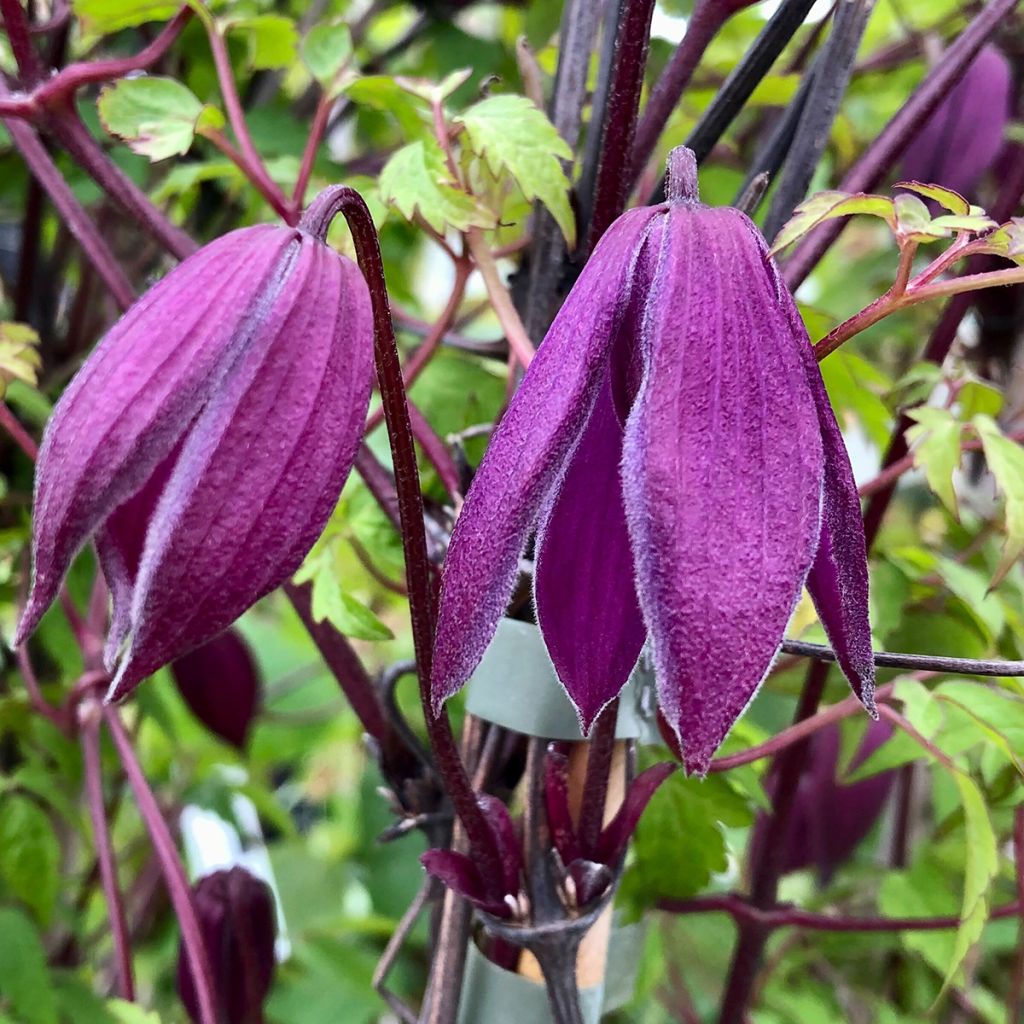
[0,0,43,83]
[576,698,619,855]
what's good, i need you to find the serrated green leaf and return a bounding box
[906,407,962,516]
[72,0,179,34]
[378,140,495,233]
[456,94,575,246]
[819,348,893,448]
[98,77,213,161]
[301,23,352,89]
[344,76,430,140]
[770,191,895,254]
[941,774,998,994]
[295,551,394,642]
[0,322,40,397]
[0,907,57,1024]
[974,217,1024,264]
[0,795,59,925]
[930,213,998,233]
[957,379,1003,420]
[894,192,949,243]
[227,15,299,71]
[894,181,970,216]
[973,414,1024,587]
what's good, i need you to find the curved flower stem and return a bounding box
[466,229,536,368]
[79,701,135,1002]
[301,187,504,882]
[660,893,1022,931]
[103,706,219,1024]
[0,108,134,310]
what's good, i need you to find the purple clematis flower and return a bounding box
[899,45,1012,202]
[15,208,373,702]
[432,147,875,775]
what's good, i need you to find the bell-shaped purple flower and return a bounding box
[15,207,373,702]
[899,45,1012,201]
[171,628,261,749]
[432,147,875,775]
[177,867,276,1024]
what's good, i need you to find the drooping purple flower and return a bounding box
[899,45,1012,201]
[177,867,276,1024]
[15,206,373,702]
[775,720,895,881]
[432,147,875,775]
[171,628,261,749]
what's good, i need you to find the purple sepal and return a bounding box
[595,761,676,865]
[420,849,512,918]
[176,867,276,1024]
[477,793,523,898]
[430,206,662,711]
[565,859,613,909]
[534,379,646,732]
[898,45,1012,202]
[15,209,374,701]
[543,747,581,866]
[623,207,824,775]
[170,628,261,749]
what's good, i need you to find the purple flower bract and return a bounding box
[432,147,876,774]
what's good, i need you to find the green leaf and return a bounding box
[941,774,998,993]
[227,15,299,71]
[770,191,895,255]
[98,77,219,161]
[0,322,41,396]
[294,551,394,642]
[107,1001,163,1024]
[344,76,430,140]
[956,379,1003,420]
[301,23,353,89]
[72,0,179,34]
[818,348,893,448]
[906,407,962,516]
[378,140,495,234]
[0,907,57,1024]
[894,180,970,216]
[456,94,575,246]
[973,414,1024,587]
[974,217,1024,264]
[0,795,59,924]
[894,193,949,243]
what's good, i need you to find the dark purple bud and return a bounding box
[544,747,582,866]
[433,146,874,775]
[171,628,260,749]
[177,867,276,1024]
[16,201,374,702]
[564,859,613,909]
[778,720,895,880]
[420,849,514,918]
[899,45,1012,201]
[595,761,676,866]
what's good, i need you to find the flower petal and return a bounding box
[623,207,824,775]
[431,206,664,710]
[108,240,373,698]
[17,226,295,645]
[534,378,646,731]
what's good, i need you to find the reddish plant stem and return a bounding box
[585,0,657,252]
[661,894,1023,932]
[14,174,44,322]
[630,0,733,185]
[407,400,461,501]
[783,0,1019,291]
[200,126,295,223]
[203,21,297,225]
[0,108,134,310]
[0,402,40,460]
[283,581,421,782]
[80,703,135,1001]
[304,187,504,882]
[103,706,219,1024]
[0,7,192,117]
[0,0,43,83]
[294,89,334,208]
[16,644,71,735]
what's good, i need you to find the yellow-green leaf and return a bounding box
[894,181,970,216]
[226,15,299,71]
[973,414,1024,586]
[0,323,40,397]
[906,407,962,517]
[456,94,575,246]
[72,0,178,34]
[301,23,352,90]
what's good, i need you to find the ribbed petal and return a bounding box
[899,45,1012,200]
[622,207,824,775]
[534,379,646,731]
[17,225,295,645]
[108,239,373,699]
[798,340,877,713]
[431,206,664,709]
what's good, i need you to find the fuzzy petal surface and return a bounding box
[109,239,373,698]
[534,379,646,731]
[622,207,824,775]
[17,225,294,644]
[431,206,663,709]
